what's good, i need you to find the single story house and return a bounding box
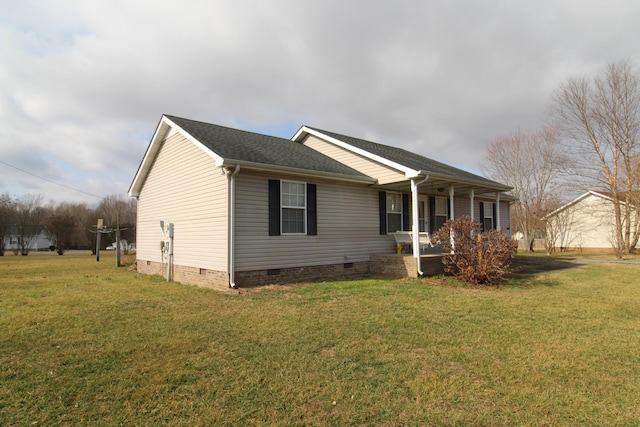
[544,190,638,252]
[2,225,53,253]
[128,115,514,289]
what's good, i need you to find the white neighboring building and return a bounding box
[544,191,638,252]
[3,225,53,252]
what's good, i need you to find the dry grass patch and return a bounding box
[1,252,640,425]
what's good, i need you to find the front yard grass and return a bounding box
[1,252,639,425]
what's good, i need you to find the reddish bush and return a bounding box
[433,216,517,286]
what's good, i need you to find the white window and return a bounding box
[434,197,448,231]
[387,192,402,233]
[281,181,306,234]
[483,201,494,231]
[418,201,426,232]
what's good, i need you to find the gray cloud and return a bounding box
[1,0,640,203]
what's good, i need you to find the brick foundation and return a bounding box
[136,259,371,289]
[136,260,229,291]
[370,254,444,278]
[553,247,617,254]
[136,255,444,290]
[235,261,370,287]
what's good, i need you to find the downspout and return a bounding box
[226,164,241,288]
[411,175,429,276]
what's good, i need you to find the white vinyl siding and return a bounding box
[135,132,228,271]
[547,193,633,250]
[234,172,394,271]
[302,135,405,184]
[499,201,510,232]
[453,197,471,219]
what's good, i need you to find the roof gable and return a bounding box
[544,190,633,219]
[165,116,368,177]
[294,126,511,192]
[129,115,372,197]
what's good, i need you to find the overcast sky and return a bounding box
[1,0,639,205]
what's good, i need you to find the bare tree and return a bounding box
[543,198,577,255]
[551,60,640,256]
[0,193,16,256]
[69,203,97,250]
[15,194,46,255]
[482,127,565,251]
[44,202,79,255]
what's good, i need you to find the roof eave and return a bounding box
[294,126,419,177]
[220,160,377,184]
[128,116,171,197]
[426,172,513,193]
[295,126,513,193]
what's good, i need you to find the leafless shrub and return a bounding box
[434,216,517,286]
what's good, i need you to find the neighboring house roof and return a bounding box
[293,126,512,194]
[544,190,637,220]
[590,190,640,204]
[6,224,46,235]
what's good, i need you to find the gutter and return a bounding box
[225,164,241,288]
[217,159,376,185]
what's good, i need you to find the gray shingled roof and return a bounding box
[307,127,509,189]
[166,115,368,178]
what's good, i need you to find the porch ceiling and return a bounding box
[376,178,509,197]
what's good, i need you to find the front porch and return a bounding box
[371,253,446,278]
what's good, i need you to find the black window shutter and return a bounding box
[447,198,451,219]
[492,202,497,230]
[379,191,387,235]
[479,201,485,232]
[307,183,317,235]
[268,179,280,236]
[402,194,410,231]
[429,196,435,234]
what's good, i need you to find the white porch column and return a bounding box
[495,192,501,231]
[469,188,475,222]
[411,179,420,259]
[449,185,455,219]
[449,185,455,252]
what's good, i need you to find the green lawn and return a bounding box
[1,252,639,426]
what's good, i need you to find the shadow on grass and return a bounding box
[505,255,582,287]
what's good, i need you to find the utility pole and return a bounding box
[115,213,121,267]
[96,219,103,261]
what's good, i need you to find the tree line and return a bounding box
[482,59,640,257]
[0,193,136,256]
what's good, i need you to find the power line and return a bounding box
[0,159,103,199]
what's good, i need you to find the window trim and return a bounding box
[434,196,448,230]
[281,180,307,235]
[482,201,495,231]
[386,191,403,233]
